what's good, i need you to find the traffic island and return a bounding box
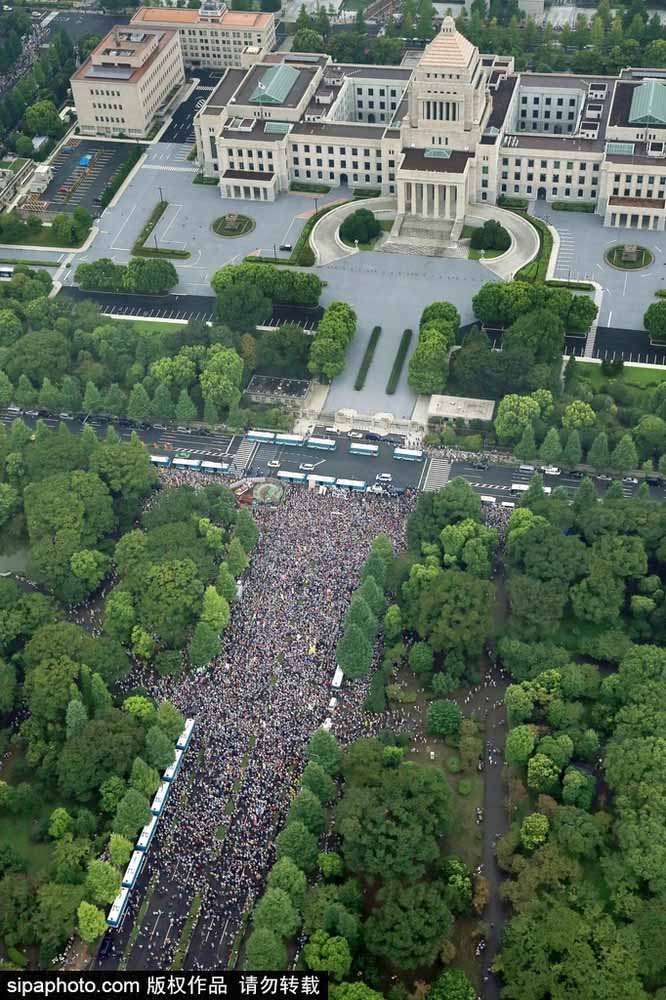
[212,213,255,237]
[605,244,653,270]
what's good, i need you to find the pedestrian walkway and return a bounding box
[422,456,451,491]
[230,438,256,474]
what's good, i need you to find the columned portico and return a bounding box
[398,179,465,220]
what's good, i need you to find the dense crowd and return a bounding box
[0,22,49,98]
[111,478,415,969]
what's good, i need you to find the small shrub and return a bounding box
[447,756,461,774]
[457,778,472,796]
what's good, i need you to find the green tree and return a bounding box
[364,880,452,969]
[563,428,582,469]
[234,508,259,553]
[515,423,537,461]
[226,537,249,578]
[174,388,197,425]
[383,604,403,641]
[48,807,73,840]
[244,927,286,970]
[189,621,220,666]
[113,788,150,839]
[252,887,300,938]
[505,724,536,766]
[201,585,230,632]
[288,788,325,835]
[539,427,563,466]
[85,859,121,906]
[587,431,610,472]
[77,901,107,944]
[335,623,373,680]
[108,833,133,869]
[429,969,475,1000]
[276,820,319,873]
[266,856,307,911]
[151,383,174,424]
[303,930,352,981]
[427,698,462,737]
[300,760,336,803]
[520,812,550,852]
[127,384,151,424]
[306,729,341,775]
[610,433,638,474]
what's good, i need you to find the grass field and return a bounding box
[578,361,666,392]
[340,218,392,251]
[0,228,87,249]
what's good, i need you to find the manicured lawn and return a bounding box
[0,754,57,875]
[469,246,504,261]
[112,318,187,333]
[605,244,653,270]
[341,218,392,251]
[212,214,255,237]
[0,228,86,249]
[578,361,666,392]
[0,158,27,173]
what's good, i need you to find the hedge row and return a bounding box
[386,329,413,395]
[100,145,145,208]
[354,326,382,390]
[552,201,596,213]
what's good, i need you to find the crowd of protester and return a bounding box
[110,477,415,968]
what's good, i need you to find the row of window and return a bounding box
[521,95,577,107]
[501,183,588,198]
[613,173,666,185]
[504,171,598,185]
[502,158,600,171]
[520,110,576,121]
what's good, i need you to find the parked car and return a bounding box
[366,432,383,441]
[267,460,280,469]
[569,470,584,479]
[376,472,393,483]
[153,424,168,431]
[348,431,364,439]
[279,243,293,252]
[366,484,385,494]
[58,412,73,420]
[542,466,561,476]
[622,476,638,485]
[596,473,613,482]
[471,461,488,470]
[646,474,662,486]
[176,426,193,434]
[299,463,315,471]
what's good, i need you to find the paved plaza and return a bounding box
[532,201,666,329]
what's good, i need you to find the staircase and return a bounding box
[380,239,467,259]
[399,216,455,241]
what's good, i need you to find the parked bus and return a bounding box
[150,455,171,467]
[306,436,337,451]
[332,666,344,689]
[200,461,229,473]
[511,483,529,494]
[247,430,275,443]
[136,816,158,853]
[150,781,170,818]
[335,478,367,491]
[393,447,423,462]
[306,474,336,486]
[277,470,306,483]
[107,887,130,928]
[0,265,14,282]
[122,851,145,890]
[172,458,201,469]
[177,718,196,751]
[349,442,379,457]
[163,748,183,783]
[480,495,497,505]
[275,433,305,447]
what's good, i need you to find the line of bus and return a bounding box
[349,442,379,457]
[277,470,306,483]
[107,887,130,928]
[150,455,171,467]
[150,781,170,818]
[306,474,336,486]
[172,457,201,469]
[335,478,367,491]
[107,719,196,928]
[136,816,158,852]
[306,436,337,451]
[275,433,305,446]
[511,483,552,496]
[177,718,196,751]
[122,851,145,890]
[247,430,275,443]
[393,447,423,462]
[163,748,183,783]
[200,460,230,474]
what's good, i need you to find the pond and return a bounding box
[0,546,29,575]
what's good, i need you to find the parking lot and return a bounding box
[39,140,137,215]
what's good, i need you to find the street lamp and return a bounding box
[159,186,164,204]
[313,196,319,215]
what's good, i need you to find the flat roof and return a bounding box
[203,68,245,110]
[486,74,516,132]
[131,7,272,29]
[72,26,177,85]
[291,122,385,140]
[401,148,474,174]
[223,168,274,180]
[609,195,666,209]
[428,394,495,421]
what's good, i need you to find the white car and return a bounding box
[299,463,315,472]
[348,431,364,439]
[375,473,393,483]
[541,466,561,476]
[267,460,280,469]
[622,476,638,485]
[366,484,385,494]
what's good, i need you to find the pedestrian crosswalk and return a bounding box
[422,457,451,492]
[230,439,256,474]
